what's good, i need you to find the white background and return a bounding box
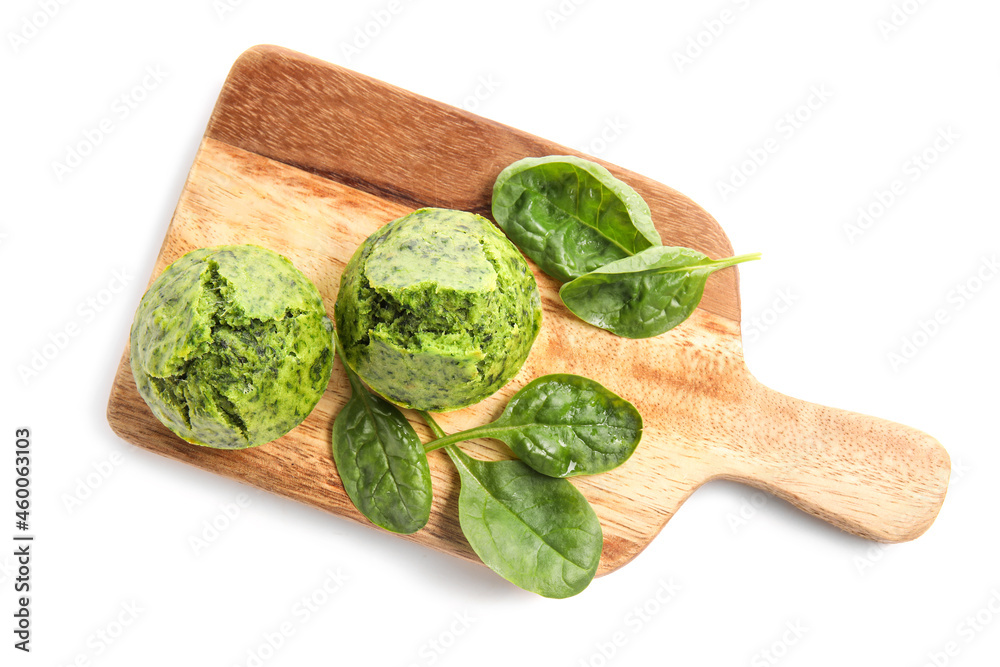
[3,0,998,665]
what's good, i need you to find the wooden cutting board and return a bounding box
[106,45,950,576]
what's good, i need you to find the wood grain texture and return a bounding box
[107,46,950,578]
[203,45,741,322]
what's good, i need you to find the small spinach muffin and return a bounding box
[335,208,542,411]
[130,245,334,449]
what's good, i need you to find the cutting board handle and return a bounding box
[716,380,951,542]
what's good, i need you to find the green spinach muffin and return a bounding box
[130,245,334,449]
[335,208,542,411]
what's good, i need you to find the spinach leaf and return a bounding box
[424,375,642,478]
[492,155,661,282]
[448,450,603,598]
[559,246,761,339]
[332,335,432,534]
[420,412,602,599]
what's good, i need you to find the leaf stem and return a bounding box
[709,252,762,270]
[418,411,446,439]
[422,428,486,453]
[419,417,516,453]
[418,411,465,461]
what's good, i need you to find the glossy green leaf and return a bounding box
[486,374,642,477]
[559,246,761,339]
[492,155,661,282]
[424,375,642,478]
[332,338,432,534]
[446,446,602,598]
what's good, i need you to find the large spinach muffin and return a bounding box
[130,245,334,449]
[335,208,542,411]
